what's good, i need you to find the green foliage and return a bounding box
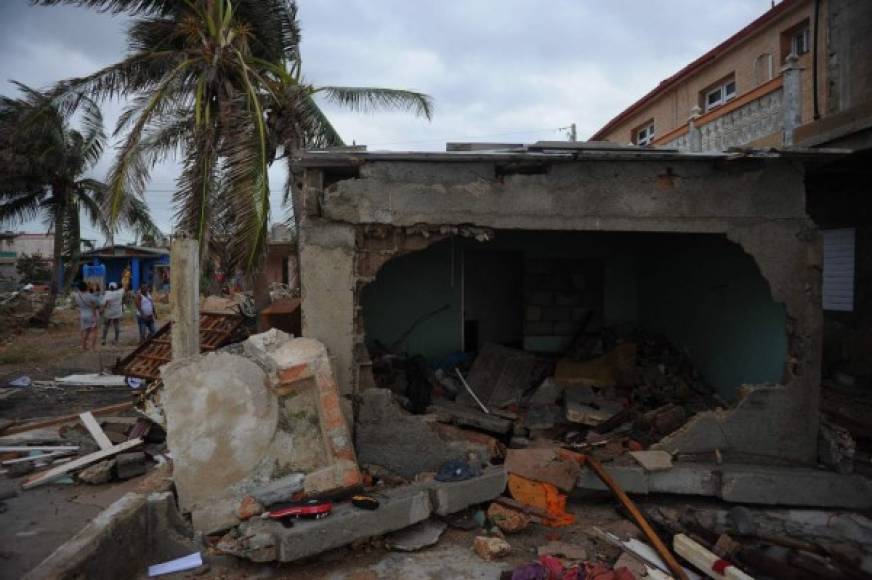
[15,253,51,283]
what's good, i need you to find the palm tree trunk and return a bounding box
[32,198,66,327]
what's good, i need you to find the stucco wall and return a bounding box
[597,0,821,144]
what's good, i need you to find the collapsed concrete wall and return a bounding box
[161,330,361,532]
[293,150,823,464]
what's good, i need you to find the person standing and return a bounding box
[101,282,124,346]
[134,284,157,342]
[73,281,100,350]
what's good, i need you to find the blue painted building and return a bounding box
[79,245,170,291]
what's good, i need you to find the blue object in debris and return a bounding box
[435,459,482,482]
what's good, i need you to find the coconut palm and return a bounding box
[38,0,432,272]
[0,82,159,325]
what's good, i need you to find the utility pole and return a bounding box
[569,123,577,142]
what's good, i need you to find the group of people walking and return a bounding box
[73,282,157,350]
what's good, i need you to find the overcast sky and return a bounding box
[0,0,774,244]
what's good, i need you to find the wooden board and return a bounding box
[22,438,143,489]
[0,446,79,452]
[673,533,754,580]
[1,401,136,435]
[79,411,113,450]
[114,312,246,380]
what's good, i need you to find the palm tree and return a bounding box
[0,83,158,325]
[38,0,432,273]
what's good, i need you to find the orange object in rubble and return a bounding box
[506,473,575,527]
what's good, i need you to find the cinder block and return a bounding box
[427,467,507,516]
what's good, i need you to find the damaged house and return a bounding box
[291,141,871,508]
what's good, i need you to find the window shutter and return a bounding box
[822,228,855,311]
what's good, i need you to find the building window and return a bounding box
[781,20,810,60]
[702,77,736,112]
[822,228,855,312]
[635,122,655,146]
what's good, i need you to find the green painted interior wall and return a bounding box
[361,231,787,400]
[638,234,787,401]
[360,240,462,360]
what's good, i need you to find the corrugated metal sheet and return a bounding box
[822,228,855,312]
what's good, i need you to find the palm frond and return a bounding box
[314,86,433,120]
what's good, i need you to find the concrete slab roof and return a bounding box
[293,143,850,169]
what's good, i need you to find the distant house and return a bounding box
[79,244,170,291]
[0,231,54,283]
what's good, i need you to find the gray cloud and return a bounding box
[0,0,774,241]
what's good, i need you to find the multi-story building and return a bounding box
[590,0,872,153]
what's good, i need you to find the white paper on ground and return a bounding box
[147,552,202,577]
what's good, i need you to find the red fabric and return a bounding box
[712,559,732,574]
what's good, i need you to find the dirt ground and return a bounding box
[0,307,153,420]
[0,309,639,579]
[0,307,152,577]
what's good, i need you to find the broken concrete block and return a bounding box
[473,536,511,561]
[77,459,116,485]
[356,388,492,479]
[504,448,580,492]
[565,393,623,427]
[161,334,361,533]
[428,466,507,516]
[385,519,447,551]
[115,452,146,480]
[487,502,530,533]
[528,378,564,406]
[628,450,674,472]
[249,473,305,507]
[653,385,816,464]
[220,483,432,562]
[242,328,293,366]
[818,418,855,474]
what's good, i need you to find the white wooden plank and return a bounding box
[22,438,143,489]
[674,534,754,580]
[1,450,74,465]
[79,411,113,450]
[0,446,79,452]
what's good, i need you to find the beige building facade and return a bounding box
[591,0,823,150]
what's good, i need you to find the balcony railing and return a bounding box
[654,55,802,152]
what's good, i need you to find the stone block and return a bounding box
[428,467,507,516]
[505,449,579,492]
[115,452,146,480]
[224,484,433,562]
